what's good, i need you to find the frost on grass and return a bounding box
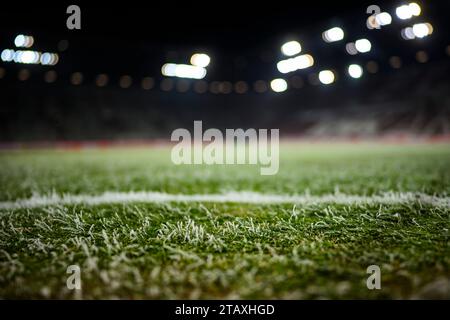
[0,145,449,299]
[157,218,225,251]
[0,200,448,299]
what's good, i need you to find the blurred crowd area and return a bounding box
[0,56,449,142]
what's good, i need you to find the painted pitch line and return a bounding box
[0,191,449,210]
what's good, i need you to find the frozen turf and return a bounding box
[0,143,449,299]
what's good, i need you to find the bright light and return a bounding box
[161,63,207,79]
[13,51,22,63]
[281,41,301,56]
[2,49,58,65]
[162,63,177,76]
[14,34,34,48]
[322,27,344,43]
[12,50,41,64]
[190,53,210,67]
[175,64,206,79]
[318,70,335,85]
[1,49,15,62]
[276,54,314,73]
[348,64,363,79]
[412,23,428,38]
[396,5,412,20]
[277,59,294,73]
[14,35,25,47]
[375,12,392,26]
[355,39,371,53]
[403,23,433,40]
[20,50,40,64]
[40,53,59,65]
[409,2,421,16]
[396,2,421,19]
[40,53,52,65]
[412,23,433,38]
[296,54,314,69]
[270,78,288,92]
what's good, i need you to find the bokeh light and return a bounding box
[348,64,363,79]
[281,41,302,56]
[270,78,288,92]
[318,70,335,84]
[322,27,344,43]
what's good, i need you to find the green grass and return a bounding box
[0,143,449,299]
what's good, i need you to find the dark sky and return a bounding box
[0,1,405,48]
[0,0,449,80]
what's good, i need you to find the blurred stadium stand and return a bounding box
[1,58,449,141]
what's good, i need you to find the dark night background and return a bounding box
[0,0,449,141]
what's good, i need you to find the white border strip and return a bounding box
[0,191,449,210]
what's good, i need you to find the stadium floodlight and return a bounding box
[14,34,34,48]
[281,40,301,56]
[14,35,26,47]
[40,53,59,66]
[375,12,392,26]
[354,39,371,53]
[20,50,40,64]
[40,53,52,65]
[190,53,210,68]
[161,63,207,79]
[412,23,433,38]
[396,5,412,20]
[318,70,335,85]
[294,54,314,69]
[277,58,296,74]
[2,49,58,65]
[13,51,23,63]
[409,2,421,16]
[270,78,288,92]
[277,54,314,73]
[396,3,420,20]
[322,27,344,43]
[174,64,206,79]
[1,49,15,62]
[347,64,363,79]
[401,23,433,40]
[12,50,41,64]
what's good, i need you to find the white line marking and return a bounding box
[0,191,449,210]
